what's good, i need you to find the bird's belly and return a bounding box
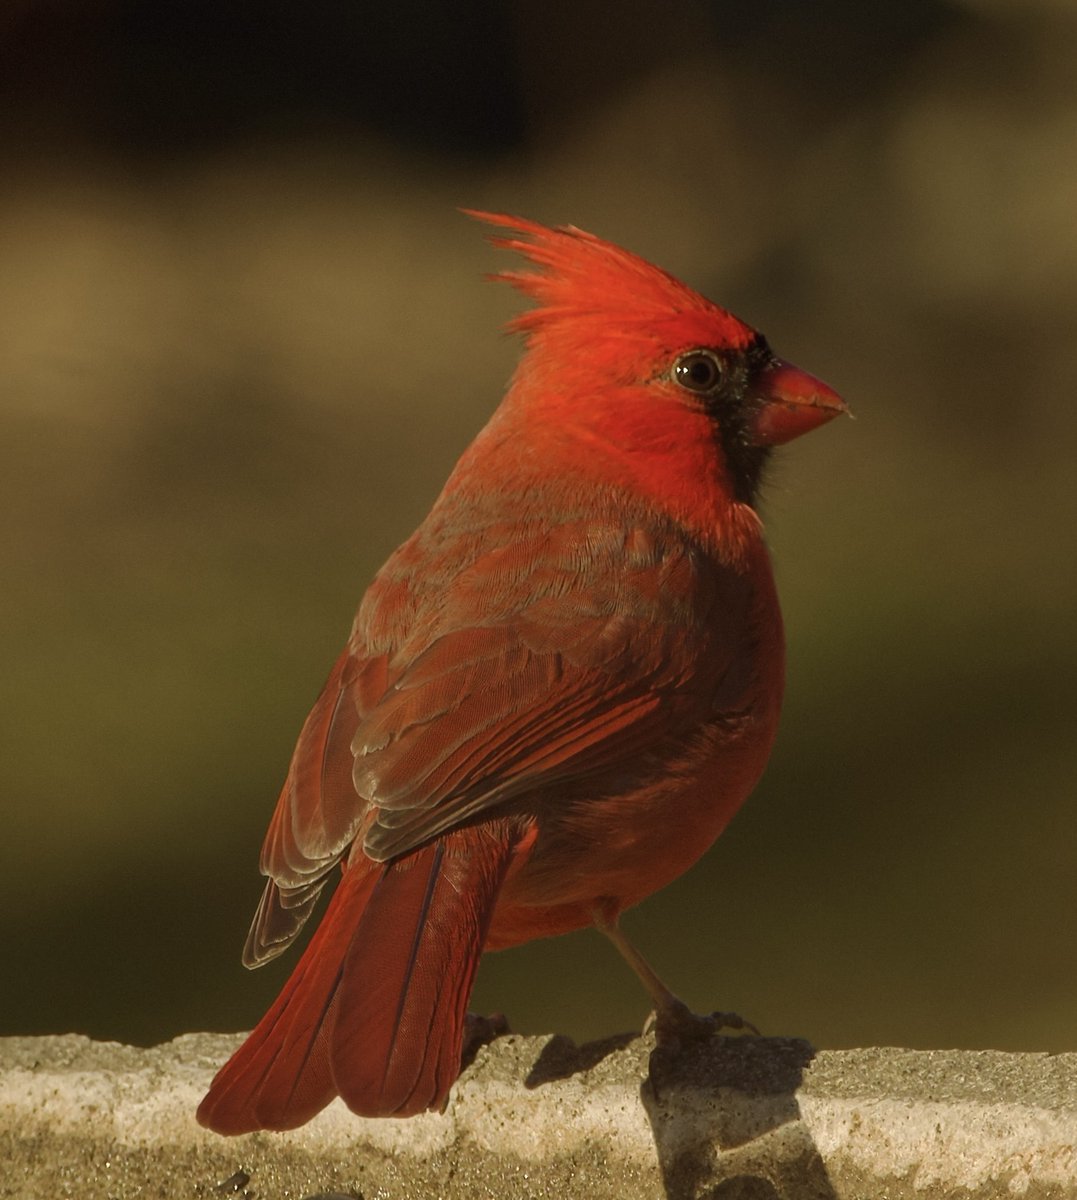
[485,714,775,950]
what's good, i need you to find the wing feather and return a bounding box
[247,512,751,940]
[353,521,747,862]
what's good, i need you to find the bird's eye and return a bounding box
[673,350,723,394]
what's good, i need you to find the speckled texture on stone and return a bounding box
[2,1032,1076,1199]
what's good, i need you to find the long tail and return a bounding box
[197,825,518,1132]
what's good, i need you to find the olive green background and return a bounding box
[3,1,1074,1054]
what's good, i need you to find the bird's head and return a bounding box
[465,211,846,516]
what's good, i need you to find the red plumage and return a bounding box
[197,213,845,1132]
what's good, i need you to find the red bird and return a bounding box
[197,213,845,1132]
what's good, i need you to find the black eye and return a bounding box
[673,350,723,394]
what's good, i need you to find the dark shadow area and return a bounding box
[0,0,526,159]
[518,1029,836,1199]
[642,1036,835,1200]
[524,1030,639,1088]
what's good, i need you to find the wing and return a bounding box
[356,513,756,861]
[242,649,378,966]
[246,509,756,960]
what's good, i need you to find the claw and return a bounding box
[653,996,760,1043]
[460,1011,511,1070]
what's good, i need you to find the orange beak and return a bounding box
[748,357,848,446]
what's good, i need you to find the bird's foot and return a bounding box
[460,1011,511,1069]
[648,995,760,1043]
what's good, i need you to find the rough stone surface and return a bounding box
[2,1032,1076,1199]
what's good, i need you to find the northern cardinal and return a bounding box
[197,213,844,1133]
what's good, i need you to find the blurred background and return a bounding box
[2,0,1074,1056]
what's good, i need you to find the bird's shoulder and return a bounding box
[351,482,753,669]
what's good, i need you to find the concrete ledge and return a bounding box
[2,1032,1075,1198]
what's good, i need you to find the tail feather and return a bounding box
[197,863,379,1134]
[197,824,518,1132]
[332,827,517,1117]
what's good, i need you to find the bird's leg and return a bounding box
[592,905,760,1041]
